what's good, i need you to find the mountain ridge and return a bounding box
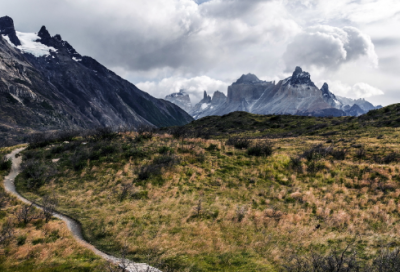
[0,16,193,141]
[165,67,381,119]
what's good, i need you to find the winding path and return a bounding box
[4,147,160,272]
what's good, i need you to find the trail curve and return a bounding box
[4,147,160,272]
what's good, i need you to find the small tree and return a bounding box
[42,193,58,222]
[0,220,14,245]
[16,204,39,224]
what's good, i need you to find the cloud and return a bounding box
[325,81,384,99]
[283,25,378,71]
[136,76,229,103]
[2,0,398,106]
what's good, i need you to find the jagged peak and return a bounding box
[54,34,62,41]
[0,16,15,30]
[0,15,21,46]
[213,90,226,97]
[287,66,314,86]
[166,89,189,98]
[234,73,261,85]
[38,26,51,40]
[321,82,329,91]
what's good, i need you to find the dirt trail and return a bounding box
[4,147,160,272]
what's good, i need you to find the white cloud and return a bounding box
[283,25,378,71]
[324,81,384,99]
[137,76,229,103]
[2,0,400,106]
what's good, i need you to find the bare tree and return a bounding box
[16,204,40,224]
[194,199,202,217]
[0,192,8,210]
[120,183,134,201]
[42,193,58,222]
[0,220,14,245]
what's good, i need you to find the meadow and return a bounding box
[11,105,400,271]
[0,145,105,271]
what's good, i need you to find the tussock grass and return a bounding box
[13,123,400,271]
[0,145,105,271]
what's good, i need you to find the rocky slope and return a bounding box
[166,67,381,119]
[0,16,193,139]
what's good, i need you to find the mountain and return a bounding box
[0,16,193,137]
[165,67,380,119]
[164,89,192,112]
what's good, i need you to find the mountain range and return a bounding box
[0,16,193,138]
[165,67,381,119]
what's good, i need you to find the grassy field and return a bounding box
[0,145,105,272]
[12,105,400,271]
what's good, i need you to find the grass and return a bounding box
[0,145,105,272]
[11,103,400,271]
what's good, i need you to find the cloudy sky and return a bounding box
[3,0,400,105]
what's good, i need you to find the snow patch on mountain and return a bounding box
[3,31,57,57]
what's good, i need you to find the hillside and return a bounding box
[179,103,400,139]
[0,145,105,271]
[0,16,193,146]
[3,103,400,271]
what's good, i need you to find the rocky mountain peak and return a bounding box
[234,73,261,85]
[211,91,227,105]
[321,83,329,93]
[165,89,193,113]
[289,66,314,86]
[0,16,21,46]
[202,91,212,103]
[38,26,51,41]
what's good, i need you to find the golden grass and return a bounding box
[14,128,400,271]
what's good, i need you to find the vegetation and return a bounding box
[8,103,400,271]
[0,145,105,271]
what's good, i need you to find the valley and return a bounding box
[2,105,400,271]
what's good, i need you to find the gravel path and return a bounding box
[4,147,161,272]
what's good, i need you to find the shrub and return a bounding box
[301,144,332,161]
[137,165,162,181]
[0,157,11,171]
[226,137,252,149]
[171,126,188,140]
[331,149,347,160]
[153,155,178,167]
[247,142,273,157]
[356,148,366,159]
[124,148,146,159]
[206,144,218,151]
[382,152,398,164]
[16,235,27,246]
[290,157,302,172]
[158,146,174,154]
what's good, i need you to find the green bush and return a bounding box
[226,137,252,149]
[247,142,273,157]
[17,235,27,246]
[0,158,11,171]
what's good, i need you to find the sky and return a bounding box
[2,0,400,105]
